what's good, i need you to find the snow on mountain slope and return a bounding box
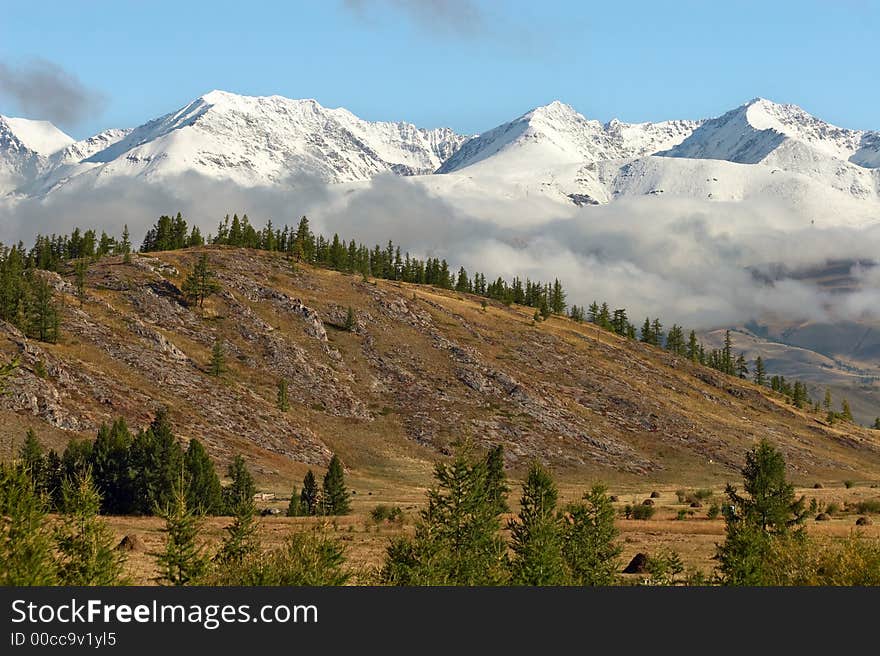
[852,132,880,168]
[661,98,879,168]
[1,115,76,195]
[438,101,699,175]
[602,155,878,226]
[655,99,880,200]
[2,93,879,232]
[52,90,468,188]
[603,117,702,159]
[0,116,73,155]
[52,128,132,165]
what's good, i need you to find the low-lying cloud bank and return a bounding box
[2,173,879,331]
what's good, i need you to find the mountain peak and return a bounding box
[198,89,324,110]
[0,115,74,156]
[526,100,585,124]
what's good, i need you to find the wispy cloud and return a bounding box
[0,58,106,128]
[342,0,486,37]
[5,173,880,335]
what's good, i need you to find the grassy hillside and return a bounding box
[2,246,880,497]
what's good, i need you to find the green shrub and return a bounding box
[763,533,880,585]
[675,489,687,504]
[646,549,685,585]
[844,480,855,489]
[707,503,720,520]
[854,499,880,514]
[370,505,404,523]
[825,502,840,516]
[208,531,349,586]
[630,504,655,520]
[675,509,687,521]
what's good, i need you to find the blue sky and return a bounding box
[1,0,878,138]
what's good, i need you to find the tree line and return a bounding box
[575,302,864,426]
[13,410,350,519]
[140,212,570,315]
[5,436,879,586]
[1,212,871,428]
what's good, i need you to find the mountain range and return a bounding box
[2,91,879,225]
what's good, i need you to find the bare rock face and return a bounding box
[0,326,91,431]
[4,247,880,483]
[127,318,189,362]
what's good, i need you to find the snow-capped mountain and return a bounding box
[656,98,880,201]
[662,98,876,166]
[0,115,75,194]
[438,100,700,174]
[431,97,880,217]
[51,128,132,165]
[33,90,468,193]
[2,92,879,228]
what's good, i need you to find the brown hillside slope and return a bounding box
[2,246,879,490]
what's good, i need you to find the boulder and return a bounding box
[623,553,649,574]
[115,534,143,552]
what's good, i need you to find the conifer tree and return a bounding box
[187,226,204,247]
[210,339,226,377]
[27,274,60,343]
[55,470,126,585]
[550,279,566,315]
[223,455,256,515]
[344,306,356,332]
[277,378,289,412]
[19,428,43,479]
[717,439,807,585]
[215,494,259,566]
[74,259,88,305]
[182,253,220,311]
[722,330,734,375]
[562,484,621,586]
[120,225,132,263]
[823,388,833,411]
[0,463,58,585]
[508,462,567,585]
[300,470,319,516]
[736,353,749,379]
[753,356,766,386]
[687,330,699,362]
[128,408,184,515]
[286,486,302,517]
[873,417,880,430]
[665,324,685,355]
[841,399,854,422]
[380,445,507,585]
[651,318,664,347]
[184,438,223,515]
[322,454,351,516]
[90,419,134,514]
[640,318,652,344]
[485,444,509,515]
[154,474,209,586]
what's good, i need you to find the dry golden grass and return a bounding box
[4,248,880,584]
[96,483,880,585]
